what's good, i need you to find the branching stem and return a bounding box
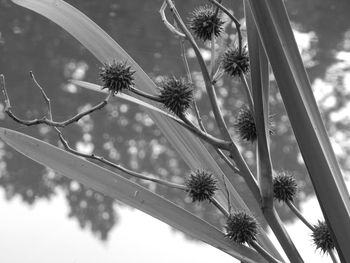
[210,197,230,217]
[240,74,254,113]
[56,129,187,191]
[286,200,315,231]
[160,1,185,38]
[178,31,205,131]
[129,87,162,103]
[1,74,113,128]
[164,0,231,141]
[209,0,243,55]
[30,71,53,120]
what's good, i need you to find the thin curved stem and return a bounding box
[286,200,315,231]
[129,87,162,103]
[240,74,254,113]
[210,32,216,77]
[30,71,53,120]
[210,197,230,217]
[212,65,224,84]
[216,148,240,174]
[1,73,113,128]
[178,113,230,150]
[329,249,340,263]
[228,143,261,202]
[178,34,206,131]
[56,128,187,191]
[160,1,185,38]
[209,0,243,54]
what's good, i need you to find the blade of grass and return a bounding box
[70,80,180,121]
[0,127,267,263]
[247,0,350,261]
[245,0,273,211]
[245,4,291,262]
[10,0,279,254]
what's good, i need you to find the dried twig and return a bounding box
[160,1,185,38]
[1,73,113,128]
[56,128,187,191]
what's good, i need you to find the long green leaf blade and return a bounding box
[0,127,266,263]
[247,0,350,260]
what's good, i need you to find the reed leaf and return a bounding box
[0,127,267,263]
[247,0,350,260]
[10,0,279,254]
[245,4,286,262]
[245,0,273,209]
[70,80,177,120]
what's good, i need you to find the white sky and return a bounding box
[1,180,348,263]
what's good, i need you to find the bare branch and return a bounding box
[160,1,186,38]
[56,129,187,191]
[1,73,113,128]
[164,0,232,141]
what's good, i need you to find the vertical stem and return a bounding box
[329,249,340,263]
[264,208,304,263]
[179,37,205,131]
[166,0,231,141]
[210,32,216,77]
[287,201,315,231]
[210,197,230,217]
[240,74,254,113]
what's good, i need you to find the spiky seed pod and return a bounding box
[99,61,135,94]
[234,107,274,143]
[225,211,258,244]
[185,170,218,203]
[189,5,225,42]
[312,221,335,254]
[222,47,250,77]
[158,77,193,117]
[273,172,298,202]
[234,107,257,142]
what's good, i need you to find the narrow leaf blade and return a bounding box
[248,0,350,260]
[0,127,266,263]
[245,4,284,261]
[71,80,178,119]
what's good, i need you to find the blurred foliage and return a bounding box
[0,0,349,240]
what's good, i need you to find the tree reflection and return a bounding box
[0,0,349,240]
[0,154,55,204]
[58,177,117,241]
